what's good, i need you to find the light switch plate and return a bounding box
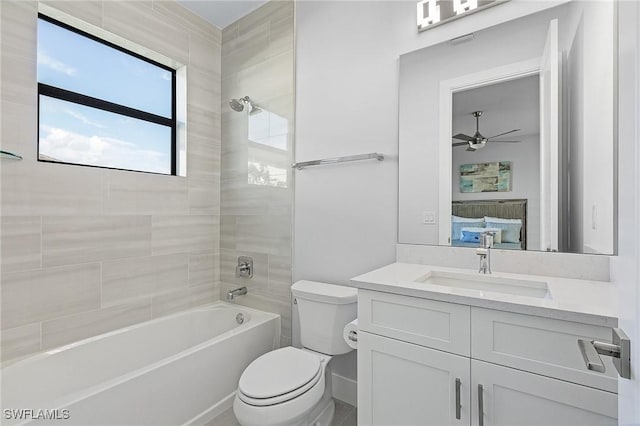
[423,210,437,224]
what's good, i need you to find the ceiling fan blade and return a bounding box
[466,147,476,152]
[487,129,520,139]
[488,140,521,143]
[453,133,474,141]
[452,142,468,147]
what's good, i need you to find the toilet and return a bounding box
[233,280,357,426]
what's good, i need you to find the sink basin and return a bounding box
[416,271,550,299]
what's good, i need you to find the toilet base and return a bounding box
[307,395,335,426]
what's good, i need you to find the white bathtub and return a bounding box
[1,302,281,426]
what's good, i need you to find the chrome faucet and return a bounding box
[477,231,494,275]
[226,286,247,303]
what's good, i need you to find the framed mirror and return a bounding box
[398,1,617,255]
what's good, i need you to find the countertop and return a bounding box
[350,262,618,327]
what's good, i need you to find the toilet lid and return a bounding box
[238,347,322,400]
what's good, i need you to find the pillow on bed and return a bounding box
[460,227,503,244]
[460,229,482,243]
[484,217,522,243]
[452,215,484,223]
[452,221,484,241]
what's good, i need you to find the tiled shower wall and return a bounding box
[0,1,222,361]
[220,1,295,346]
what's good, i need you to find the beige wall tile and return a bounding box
[268,254,292,298]
[236,1,293,36]
[235,214,291,257]
[189,32,222,75]
[1,99,37,162]
[220,216,236,249]
[152,215,218,255]
[188,135,221,180]
[42,216,152,267]
[222,23,270,75]
[104,171,188,215]
[1,162,104,216]
[1,264,101,329]
[1,323,40,362]
[41,299,152,350]
[151,283,219,317]
[189,250,219,287]
[40,1,103,27]
[1,216,41,273]
[103,1,190,65]
[152,1,221,44]
[188,67,222,113]
[189,176,221,215]
[1,1,36,60]
[102,253,189,306]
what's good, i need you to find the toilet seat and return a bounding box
[238,347,324,407]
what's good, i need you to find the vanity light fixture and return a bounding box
[417,0,441,30]
[417,0,509,33]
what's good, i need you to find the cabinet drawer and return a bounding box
[471,307,617,393]
[358,289,470,356]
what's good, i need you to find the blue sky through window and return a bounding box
[37,17,175,175]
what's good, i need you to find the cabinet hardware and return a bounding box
[577,328,631,379]
[478,384,484,426]
[455,378,461,420]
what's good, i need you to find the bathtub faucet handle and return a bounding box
[227,286,248,303]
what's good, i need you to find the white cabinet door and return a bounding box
[358,331,471,426]
[471,360,617,426]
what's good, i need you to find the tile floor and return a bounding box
[207,399,357,426]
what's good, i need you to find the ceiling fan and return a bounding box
[453,111,521,151]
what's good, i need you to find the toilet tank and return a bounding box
[291,280,357,355]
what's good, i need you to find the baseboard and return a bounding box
[332,373,357,407]
[185,391,235,425]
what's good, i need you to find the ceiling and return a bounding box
[452,74,540,140]
[177,0,269,29]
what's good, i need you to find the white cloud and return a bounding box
[37,51,77,77]
[65,110,105,128]
[39,125,170,174]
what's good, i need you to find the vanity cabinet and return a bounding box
[357,290,618,426]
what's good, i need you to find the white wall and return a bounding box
[294,0,565,388]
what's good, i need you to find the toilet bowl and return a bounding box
[233,347,334,426]
[233,281,357,426]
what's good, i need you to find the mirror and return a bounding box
[398,1,616,254]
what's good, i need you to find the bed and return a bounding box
[451,199,527,250]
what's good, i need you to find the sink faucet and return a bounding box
[227,286,247,303]
[477,231,494,275]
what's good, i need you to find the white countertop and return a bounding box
[350,262,618,327]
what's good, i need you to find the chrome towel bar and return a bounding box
[292,152,384,170]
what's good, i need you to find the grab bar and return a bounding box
[292,152,384,170]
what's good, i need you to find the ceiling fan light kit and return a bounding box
[452,110,521,151]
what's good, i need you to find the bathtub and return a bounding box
[1,302,281,426]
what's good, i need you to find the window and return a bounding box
[37,15,177,175]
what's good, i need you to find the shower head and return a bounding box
[229,98,245,112]
[229,96,262,115]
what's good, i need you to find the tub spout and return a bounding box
[227,287,248,303]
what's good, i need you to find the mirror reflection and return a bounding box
[398,1,616,254]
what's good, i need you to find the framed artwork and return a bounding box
[460,161,511,193]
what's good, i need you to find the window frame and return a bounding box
[37,14,178,176]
